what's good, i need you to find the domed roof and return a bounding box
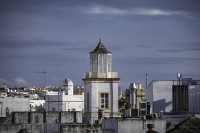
[63,78,73,86]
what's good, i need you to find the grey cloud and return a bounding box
[183,74,200,79]
[14,77,31,87]
[0,38,74,49]
[115,56,200,66]
[135,44,153,48]
[156,42,200,53]
[179,42,200,47]
[82,5,188,18]
[176,42,200,51]
[81,1,200,19]
[0,0,199,88]
[1,0,200,14]
[0,38,87,65]
[0,78,13,87]
[61,41,92,53]
[158,49,183,53]
[186,48,200,51]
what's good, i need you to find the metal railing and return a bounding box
[84,72,118,79]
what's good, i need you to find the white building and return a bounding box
[45,79,84,112]
[145,80,200,114]
[0,97,30,117]
[83,39,120,124]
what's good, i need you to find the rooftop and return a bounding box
[90,39,111,54]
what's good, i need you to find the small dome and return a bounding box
[63,78,73,86]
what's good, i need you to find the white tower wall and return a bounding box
[83,39,120,124]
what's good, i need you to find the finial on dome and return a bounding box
[90,37,111,54]
[99,36,102,42]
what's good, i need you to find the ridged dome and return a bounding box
[63,78,73,86]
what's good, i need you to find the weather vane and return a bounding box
[99,35,102,42]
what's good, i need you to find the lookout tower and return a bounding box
[83,39,120,124]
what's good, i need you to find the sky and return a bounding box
[0,0,200,89]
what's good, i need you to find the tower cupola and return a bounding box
[89,39,112,78]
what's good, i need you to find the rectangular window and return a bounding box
[103,59,107,72]
[107,55,111,72]
[100,93,109,109]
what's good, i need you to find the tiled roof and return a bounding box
[90,39,111,54]
[167,115,200,133]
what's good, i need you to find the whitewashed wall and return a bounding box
[0,97,30,117]
[102,118,166,133]
[146,80,200,114]
[146,80,177,113]
[45,92,84,112]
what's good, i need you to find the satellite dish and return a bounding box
[177,73,182,79]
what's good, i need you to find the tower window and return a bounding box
[87,93,89,109]
[100,93,109,109]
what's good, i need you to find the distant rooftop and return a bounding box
[147,79,200,88]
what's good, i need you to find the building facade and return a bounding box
[145,79,200,114]
[0,97,30,117]
[83,39,120,124]
[45,79,84,112]
[124,83,147,117]
[129,83,146,109]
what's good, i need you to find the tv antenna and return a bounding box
[35,70,47,87]
[146,74,148,88]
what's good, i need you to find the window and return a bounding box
[91,54,98,72]
[103,58,107,72]
[87,93,89,109]
[52,107,56,112]
[107,55,111,72]
[108,63,111,72]
[100,93,109,109]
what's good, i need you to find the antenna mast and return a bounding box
[35,70,47,87]
[146,74,148,88]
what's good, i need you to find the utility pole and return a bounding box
[35,70,47,87]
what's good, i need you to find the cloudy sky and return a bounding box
[0,0,200,89]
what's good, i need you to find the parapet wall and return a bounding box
[0,124,44,133]
[1,111,83,133]
[3,111,83,124]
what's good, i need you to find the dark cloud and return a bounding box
[115,56,200,66]
[174,42,200,52]
[178,42,200,47]
[0,37,74,49]
[135,44,153,48]
[1,0,200,15]
[0,0,199,88]
[186,48,200,51]
[158,49,183,53]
